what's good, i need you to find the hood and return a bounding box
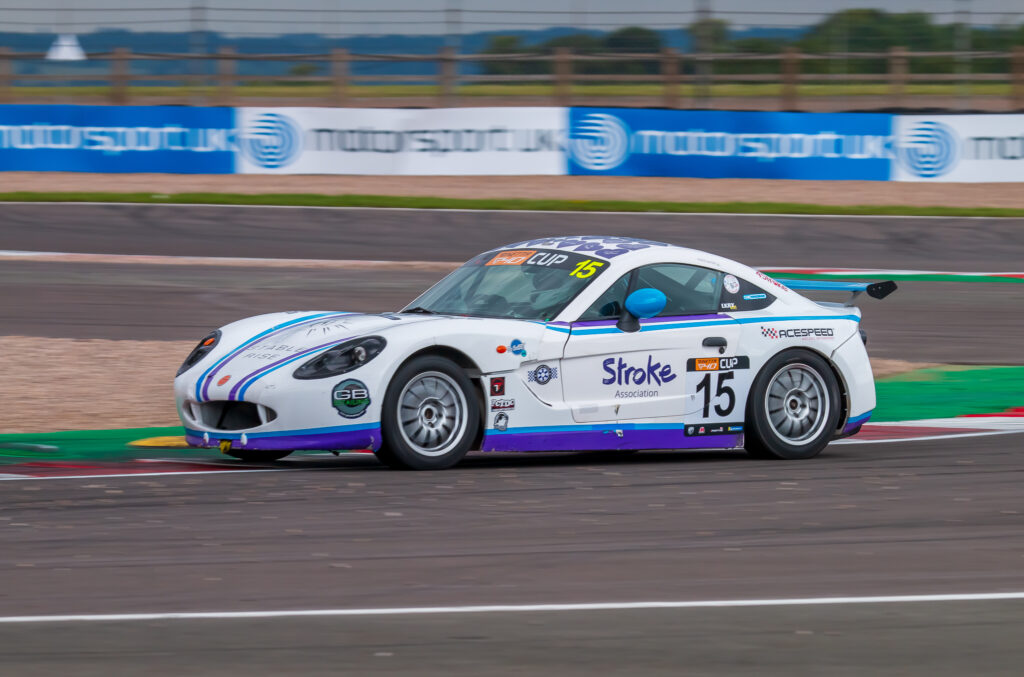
[192,312,438,401]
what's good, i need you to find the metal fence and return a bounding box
[2,46,1023,112]
[2,2,1024,111]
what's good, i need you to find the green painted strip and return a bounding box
[0,426,188,462]
[874,365,1024,423]
[3,192,1024,218]
[763,271,1024,284]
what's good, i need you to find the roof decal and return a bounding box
[500,235,673,260]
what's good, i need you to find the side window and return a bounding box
[634,263,720,317]
[718,273,776,312]
[578,273,631,321]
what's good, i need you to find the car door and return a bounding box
[560,263,742,423]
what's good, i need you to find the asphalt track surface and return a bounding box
[3,203,1024,362]
[2,204,1024,674]
[2,435,1024,674]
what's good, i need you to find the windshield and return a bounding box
[402,248,611,321]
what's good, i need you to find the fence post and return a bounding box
[781,47,800,110]
[661,48,681,108]
[438,46,457,106]
[110,47,130,105]
[331,48,349,107]
[554,47,572,106]
[888,46,908,109]
[216,46,235,106]
[1013,46,1024,111]
[0,48,11,103]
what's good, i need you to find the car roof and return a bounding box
[496,235,688,261]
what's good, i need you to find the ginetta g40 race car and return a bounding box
[174,236,895,470]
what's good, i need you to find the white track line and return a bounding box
[3,592,1024,624]
[834,429,1020,445]
[0,201,1018,220]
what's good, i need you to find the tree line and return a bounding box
[482,10,1024,76]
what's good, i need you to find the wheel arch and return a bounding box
[393,345,487,450]
[750,346,849,435]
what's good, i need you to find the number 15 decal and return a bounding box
[696,372,735,417]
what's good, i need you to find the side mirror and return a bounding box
[618,288,667,332]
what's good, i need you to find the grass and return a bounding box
[8,82,1014,100]
[3,191,1024,218]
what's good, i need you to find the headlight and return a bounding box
[177,330,221,376]
[293,336,386,380]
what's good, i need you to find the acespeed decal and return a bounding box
[760,326,835,340]
[195,312,349,402]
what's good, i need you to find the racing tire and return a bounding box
[224,449,293,463]
[744,349,841,460]
[377,356,480,470]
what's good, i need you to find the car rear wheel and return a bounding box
[224,449,293,462]
[377,356,480,470]
[745,350,841,460]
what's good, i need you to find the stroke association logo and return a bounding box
[569,113,631,171]
[899,121,959,178]
[239,113,303,169]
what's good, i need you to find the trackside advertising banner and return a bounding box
[1,105,1023,181]
[235,107,566,175]
[893,115,1024,182]
[0,105,234,173]
[566,108,893,180]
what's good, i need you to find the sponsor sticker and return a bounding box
[756,271,791,292]
[487,250,536,266]
[509,339,526,357]
[743,293,767,301]
[761,326,835,340]
[687,356,750,372]
[721,302,738,311]
[332,379,371,418]
[491,398,515,411]
[602,356,676,387]
[493,412,509,432]
[686,422,744,436]
[525,252,569,267]
[528,364,558,385]
[723,274,740,294]
[489,376,505,396]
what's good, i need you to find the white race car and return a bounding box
[175,236,895,470]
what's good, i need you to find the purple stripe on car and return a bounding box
[226,336,353,400]
[186,426,382,452]
[200,312,350,401]
[482,428,743,452]
[841,411,872,436]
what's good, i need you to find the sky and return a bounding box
[3,1,1023,37]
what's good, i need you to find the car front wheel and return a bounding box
[745,349,841,460]
[377,356,480,470]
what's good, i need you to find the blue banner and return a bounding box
[0,105,234,173]
[567,108,893,180]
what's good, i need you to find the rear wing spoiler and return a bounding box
[775,279,898,306]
